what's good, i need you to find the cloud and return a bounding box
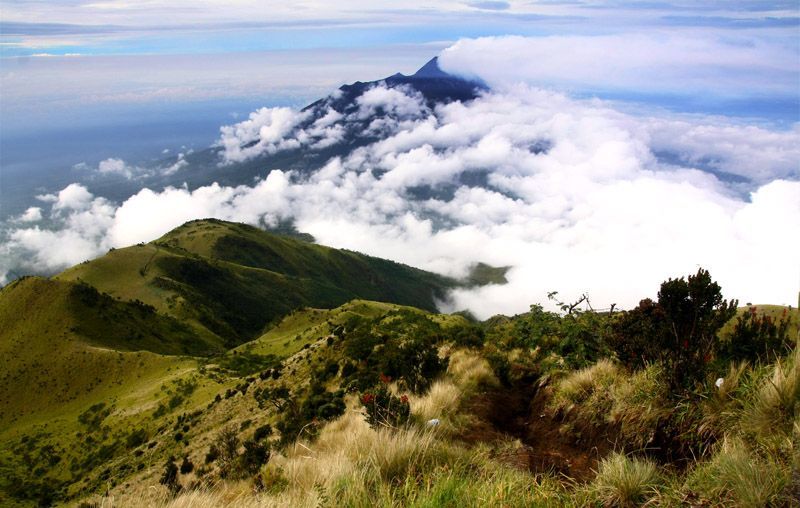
[3,83,797,317]
[97,157,133,178]
[73,156,189,180]
[218,107,309,163]
[438,34,800,99]
[16,207,43,222]
[217,84,431,163]
[466,1,510,11]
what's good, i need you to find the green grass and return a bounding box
[58,219,460,350]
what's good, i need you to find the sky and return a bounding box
[1,1,799,315]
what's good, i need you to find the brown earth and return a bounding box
[460,383,614,481]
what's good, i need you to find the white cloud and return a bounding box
[218,107,309,163]
[97,157,133,178]
[52,183,95,211]
[17,207,43,222]
[439,34,800,98]
[2,84,798,317]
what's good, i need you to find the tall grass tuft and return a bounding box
[698,361,750,441]
[743,347,800,442]
[550,359,619,417]
[587,452,662,508]
[609,363,669,451]
[686,437,790,507]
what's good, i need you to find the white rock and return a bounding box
[426,418,440,427]
[715,377,724,389]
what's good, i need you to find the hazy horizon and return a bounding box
[1,1,798,315]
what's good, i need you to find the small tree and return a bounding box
[240,439,270,475]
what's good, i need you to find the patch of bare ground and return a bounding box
[459,382,613,481]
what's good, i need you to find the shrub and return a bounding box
[205,444,219,464]
[254,423,273,441]
[125,428,147,449]
[179,456,194,474]
[159,457,180,495]
[608,269,737,391]
[361,385,411,430]
[722,306,793,364]
[240,439,270,475]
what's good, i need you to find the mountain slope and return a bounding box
[56,219,458,349]
[0,276,202,427]
[138,57,486,192]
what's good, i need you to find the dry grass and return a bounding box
[686,437,791,507]
[743,347,800,442]
[446,350,498,392]
[550,359,619,413]
[585,452,662,508]
[609,363,670,450]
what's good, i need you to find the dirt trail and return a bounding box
[462,384,611,481]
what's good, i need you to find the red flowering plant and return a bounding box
[360,382,411,430]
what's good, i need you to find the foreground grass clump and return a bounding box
[743,347,800,443]
[584,453,663,507]
[685,438,791,507]
[549,359,669,451]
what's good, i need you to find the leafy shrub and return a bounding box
[204,445,219,464]
[240,439,270,475]
[722,306,793,363]
[360,385,411,430]
[179,456,194,474]
[608,269,737,391]
[448,322,485,348]
[159,457,180,494]
[254,424,273,441]
[275,385,346,445]
[125,428,147,449]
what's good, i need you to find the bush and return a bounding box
[179,456,194,474]
[240,440,270,475]
[159,457,180,495]
[254,423,273,441]
[205,444,219,464]
[608,269,737,391]
[722,306,793,364]
[125,428,147,449]
[361,385,411,430]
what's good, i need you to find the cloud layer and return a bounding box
[3,82,798,317]
[439,34,800,99]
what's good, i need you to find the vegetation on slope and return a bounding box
[2,239,798,508]
[57,219,459,350]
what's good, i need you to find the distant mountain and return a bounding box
[141,57,487,192]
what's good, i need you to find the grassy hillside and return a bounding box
[73,297,799,508]
[0,276,216,425]
[3,237,797,508]
[58,219,458,349]
[0,299,456,506]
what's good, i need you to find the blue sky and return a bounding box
[1,1,798,309]
[2,1,797,121]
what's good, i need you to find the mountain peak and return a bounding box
[411,57,450,79]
